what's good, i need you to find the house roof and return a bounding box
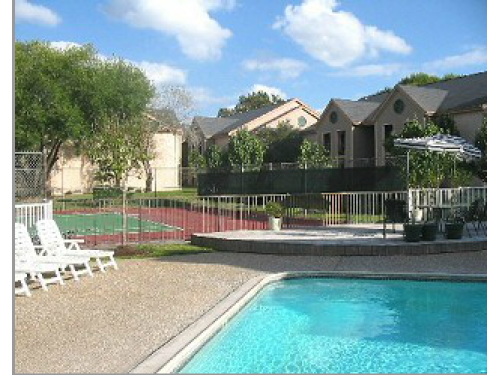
[192,98,319,139]
[192,116,238,139]
[426,71,487,112]
[334,99,382,124]
[398,85,449,113]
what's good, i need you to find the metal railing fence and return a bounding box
[14,187,486,246]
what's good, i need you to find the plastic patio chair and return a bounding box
[383,199,407,238]
[16,223,93,281]
[15,272,31,297]
[36,219,118,272]
[15,260,65,292]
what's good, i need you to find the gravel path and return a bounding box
[15,251,487,373]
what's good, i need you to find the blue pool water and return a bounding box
[180,278,486,374]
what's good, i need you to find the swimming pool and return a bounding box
[179,277,486,374]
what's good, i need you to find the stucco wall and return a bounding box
[373,90,426,166]
[450,110,485,143]
[49,132,182,195]
[313,103,354,165]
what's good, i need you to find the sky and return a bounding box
[15,0,487,117]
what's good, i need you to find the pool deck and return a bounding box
[192,224,487,256]
[15,250,487,374]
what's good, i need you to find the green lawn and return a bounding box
[54,212,179,235]
[115,243,215,258]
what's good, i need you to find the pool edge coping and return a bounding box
[129,271,487,374]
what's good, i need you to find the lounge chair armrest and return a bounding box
[64,239,85,244]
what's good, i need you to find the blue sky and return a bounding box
[15,0,487,117]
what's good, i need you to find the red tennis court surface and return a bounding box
[55,206,322,246]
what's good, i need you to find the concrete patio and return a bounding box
[15,250,487,374]
[192,225,487,256]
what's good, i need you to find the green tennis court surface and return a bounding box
[54,212,179,235]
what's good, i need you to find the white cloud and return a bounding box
[273,0,411,68]
[423,47,487,71]
[333,63,404,77]
[15,0,61,26]
[49,41,187,86]
[242,58,307,79]
[191,87,235,108]
[135,61,187,85]
[50,41,83,51]
[104,0,232,61]
[249,84,288,99]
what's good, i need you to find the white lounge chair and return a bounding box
[16,223,93,281]
[15,272,31,297]
[15,259,65,291]
[36,219,118,272]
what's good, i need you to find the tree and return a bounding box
[297,140,330,168]
[385,119,472,188]
[218,91,285,117]
[87,116,153,188]
[151,85,194,125]
[205,145,225,169]
[15,41,155,183]
[257,121,304,163]
[226,130,265,169]
[398,72,465,86]
[15,41,97,179]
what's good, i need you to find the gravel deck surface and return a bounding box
[15,251,487,374]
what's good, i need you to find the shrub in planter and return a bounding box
[265,202,285,231]
[422,221,438,241]
[445,220,464,240]
[403,223,423,242]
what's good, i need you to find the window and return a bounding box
[298,116,307,127]
[329,111,338,124]
[323,133,331,155]
[337,131,346,156]
[393,99,405,114]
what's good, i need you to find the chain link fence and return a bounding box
[15,152,46,203]
[49,166,199,197]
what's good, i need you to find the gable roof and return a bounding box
[192,98,320,139]
[398,85,449,113]
[425,71,487,112]
[192,116,238,139]
[334,99,382,124]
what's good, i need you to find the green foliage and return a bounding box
[15,41,97,175]
[218,91,285,117]
[15,41,155,182]
[474,116,487,182]
[87,116,154,187]
[398,72,465,86]
[258,121,304,163]
[205,145,225,169]
[399,72,442,86]
[265,202,285,218]
[188,149,207,169]
[227,130,265,168]
[385,119,472,188]
[298,140,330,168]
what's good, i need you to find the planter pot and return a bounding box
[445,222,464,240]
[268,217,282,231]
[422,222,438,241]
[403,223,423,242]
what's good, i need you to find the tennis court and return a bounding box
[54,212,180,236]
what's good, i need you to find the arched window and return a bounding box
[298,116,307,127]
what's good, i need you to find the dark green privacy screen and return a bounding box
[197,166,405,195]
